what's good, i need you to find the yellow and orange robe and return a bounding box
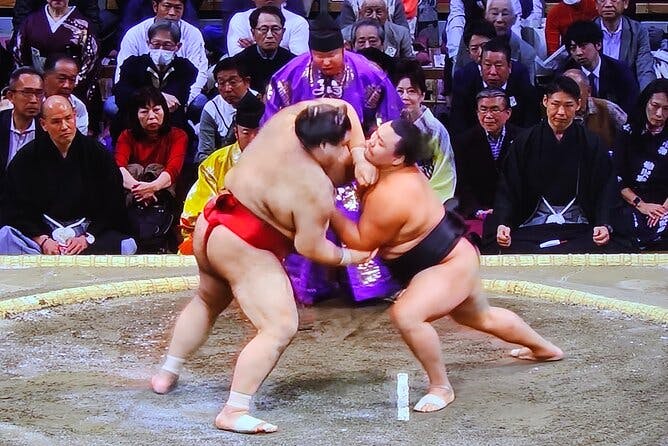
[178,142,242,254]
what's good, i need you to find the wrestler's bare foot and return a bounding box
[215,405,278,434]
[414,385,455,413]
[150,370,179,394]
[510,345,564,361]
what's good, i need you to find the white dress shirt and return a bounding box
[227,6,309,57]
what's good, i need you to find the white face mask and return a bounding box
[149,48,175,66]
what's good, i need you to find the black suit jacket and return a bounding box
[0,109,44,189]
[453,122,523,218]
[562,54,639,114]
[449,61,540,134]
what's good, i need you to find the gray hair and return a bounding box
[485,0,516,17]
[148,18,181,43]
[352,19,385,44]
[476,88,510,109]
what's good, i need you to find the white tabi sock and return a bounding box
[161,355,185,375]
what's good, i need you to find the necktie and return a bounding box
[588,72,598,97]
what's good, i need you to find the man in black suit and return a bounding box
[453,88,521,239]
[450,38,540,133]
[561,20,639,114]
[0,68,45,191]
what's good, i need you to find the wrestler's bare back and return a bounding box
[225,99,363,240]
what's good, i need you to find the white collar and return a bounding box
[10,112,36,135]
[45,4,76,32]
[600,19,622,35]
[581,56,602,78]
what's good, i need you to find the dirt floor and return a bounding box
[0,287,666,446]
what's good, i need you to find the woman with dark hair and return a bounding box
[331,119,563,414]
[115,86,188,205]
[613,78,668,250]
[393,59,457,203]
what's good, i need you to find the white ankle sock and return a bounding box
[161,355,185,375]
[226,390,252,410]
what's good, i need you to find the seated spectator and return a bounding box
[484,76,620,254]
[217,0,305,56]
[0,96,135,255]
[12,0,101,36]
[0,68,45,201]
[563,68,627,149]
[545,0,598,56]
[342,0,415,58]
[196,58,253,163]
[116,87,187,252]
[447,0,539,64]
[119,0,200,37]
[116,87,187,206]
[227,0,309,56]
[450,38,539,132]
[338,0,409,30]
[453,88,522,238]
[179,93,265,254]
[392,59,456,203]
[115,0,208,123]
[561,20,639,114]
[613,78,668,250]
[114,19,197,138]
[348,19,386,53]
[43,54,88,135]
[593,0,655,90]
[482,0,537,83]
[13,0,99,96]
[233,6,296,95]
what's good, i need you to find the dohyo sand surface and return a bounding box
[0,264,666,446]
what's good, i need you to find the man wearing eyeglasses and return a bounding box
[233,6,296,95]
[113,0,207,123]
[0,67,45,195]
[453,88,521,239]
[227,0,309,56]
[114,19,197,140]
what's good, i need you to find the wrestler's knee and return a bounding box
[389,302,420,332]
[262,317,299,349]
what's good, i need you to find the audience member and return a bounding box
[12,0,101,36]
[349,19,386,53]
[0,96,135,255]
[119,0,200,37]
[264,13,403,135]
[0,68,45,192]
[545,0,598,55]
[453,88,521,238]
[196,58,253,163]
[227,0,309,56]
[343,0,414,58]
[393,60,457,202]
[486,76,619,254]
[563,68,627,149]
[593,0,656,90]
[179,93,264,254]
[114,19,197,137]
[562,20,639,114]
[13,0,99,93]
[338,0,409,30]
[484,0,537,83]
[450,38,539,133]
[43,54,89,135]
[233,6,296,95]
[116,87,187,206]
[115,0,208,122]
[613,78,668,250]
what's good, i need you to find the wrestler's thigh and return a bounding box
[204,226,298,331]
[393,241,480,323]
[197,269,234,314]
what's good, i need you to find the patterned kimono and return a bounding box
[264,50,404,304]
[14,6,98,89]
